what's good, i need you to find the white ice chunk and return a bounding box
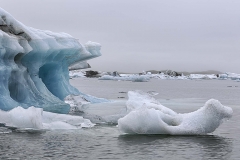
[0,106,43,129]
[118,91,233,135]
[225,72,240,80]
[0,106,95,130]
[189,74,217,80]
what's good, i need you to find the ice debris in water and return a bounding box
[99,75,150,82]
[118,91,233,135]
[0,106,95,130]
[0,127,12,134]
[0,7,104,114]
[96,71,240,81]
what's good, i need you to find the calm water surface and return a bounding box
[0,79,239,160]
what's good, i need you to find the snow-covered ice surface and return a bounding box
[0,7,103,113]
[118,91,233,135]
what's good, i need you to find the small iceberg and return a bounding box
[118,91,233,135]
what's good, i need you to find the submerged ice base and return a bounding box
[0,8,102,113]
[118,91,233,135]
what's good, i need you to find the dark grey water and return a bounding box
[0,79,239,160]
[71,78,240,106]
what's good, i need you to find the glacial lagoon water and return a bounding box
[1,78,240,159]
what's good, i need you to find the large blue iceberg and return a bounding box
[0,8,101,113]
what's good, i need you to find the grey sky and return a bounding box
[1,0,240,73]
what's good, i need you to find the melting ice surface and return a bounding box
[118,91,233,135]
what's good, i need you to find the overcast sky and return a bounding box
[1,0,240,73]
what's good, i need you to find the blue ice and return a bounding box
[0,8,102,113]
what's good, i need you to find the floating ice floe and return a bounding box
[69,70,86,78]
[0,106,95,130]
[189,74,217,80]
[223,72,240,80]
[118,91,233,135]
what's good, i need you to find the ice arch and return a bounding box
[0,8,101,113]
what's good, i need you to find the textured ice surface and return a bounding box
[0,8,101,113]
[118,91,233,135]
[0,106,94,130]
